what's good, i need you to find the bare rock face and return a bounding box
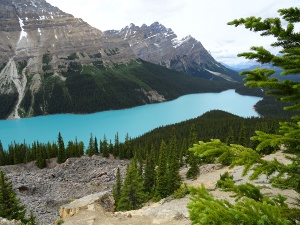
[105,22,240,82]
[0,0,135,66]
[0,0,137,119]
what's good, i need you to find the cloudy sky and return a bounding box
[47,0,298,66]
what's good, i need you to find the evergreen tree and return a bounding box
[117,160,145,211]
[101,135,109,157]
[94,136,99,154]
[57,132,66,164]
[143,145,156,195]
[86,133,95,156]
[167,128,182,194]
[112,167,122,209]
[238,122,247,146]
[188,7,300,224]
[108,140,114,155]
[0,171,27,222]
[123,133,132,159]
[113,132,119,158]
[225,127,234,145]
[66,141,74,158]
[35,146,46,169]
[186,124,200,179]
[0,141,6,166]
[154,140,169,200]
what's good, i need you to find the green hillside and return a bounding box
[17,60,241,118]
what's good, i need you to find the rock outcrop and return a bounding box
[59,192,114,219]
[105,22,241,82]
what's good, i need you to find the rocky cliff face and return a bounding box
[0,0,134,66]
[105,22,241,82]
[0,0,136,119]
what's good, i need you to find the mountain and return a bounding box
[105,22,241,82]
[221,61,260,71]
[0,0,240,120]
[232,63,300,82]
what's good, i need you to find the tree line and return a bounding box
[0,110,284,169]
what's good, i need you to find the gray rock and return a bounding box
[1,156,128,225]
[105,22,240,82]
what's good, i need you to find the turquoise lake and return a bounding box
[0,90,262,148]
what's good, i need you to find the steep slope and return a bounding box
[105,22,241,82]
[0,0,137,119]
[0,1,240,120]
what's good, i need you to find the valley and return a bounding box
[0,1,299,225]
[0,0,243,120]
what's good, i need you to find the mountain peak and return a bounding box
[105,22,240,82]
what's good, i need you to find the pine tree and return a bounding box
[167,128,182,194]
[123,133,132,159]
[225,127,234,145]
[35,146,46,169]
[86,133,95,156]
[143,145,156,195]
[94,136,99,154]
[186,124,200,179]
[154,140,169,200]
[101,135,109,157]
[113,132,119,158]
[57,132,66,164]
[108,140,114,155]
[117,159,145,211]
[0,141,6,166]
[238,122,247,146]
[188,7,300,224]
[112,167,122,209]
[0,171,27,222]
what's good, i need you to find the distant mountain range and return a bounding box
[105,23,241,82]
[225,62,300,82]
[0,0,241,119]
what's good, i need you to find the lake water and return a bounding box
[0,89,262,149]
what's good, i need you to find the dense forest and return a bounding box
[1,59,244,119]
[0,110,284,167]
[0,109,285,211]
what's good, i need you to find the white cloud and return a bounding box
[47,0,298,66]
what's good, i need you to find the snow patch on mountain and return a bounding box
[18,17,27,41]
[172,36,192,48]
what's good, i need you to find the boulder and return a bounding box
[59,191,115,219]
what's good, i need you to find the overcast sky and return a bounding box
[47,0,298,66]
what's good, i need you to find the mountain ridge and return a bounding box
[105,22,241,82]
[0,0,241,120]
